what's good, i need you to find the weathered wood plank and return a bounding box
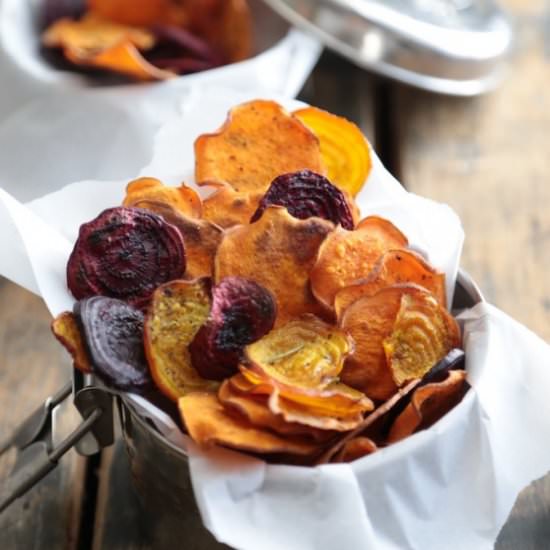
[0,278,87,550]
[393,1,550,547]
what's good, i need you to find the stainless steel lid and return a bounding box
[261,0,513,95]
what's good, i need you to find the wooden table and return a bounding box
[0,0,549,547]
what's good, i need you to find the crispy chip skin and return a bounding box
[201,182,263,229]
[215,207,334,325]
[195,100,325,195]
[129,199,223,280]
[385,291,461,387]
[293,106,372,197]
[144,279,218,401]
[334,249,447,318]
[88,0,171,27]
[311,216,408,312]
[387,370,467,443]
[334,437,378,463]
[179,393,318,456]
[123,178,202,219]
[51,311,92,373]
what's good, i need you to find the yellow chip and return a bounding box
[293,106,371,197]
[51,311,92,373]
[144,279,218,401]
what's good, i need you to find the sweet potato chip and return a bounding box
[339,285,425,401]
[42,13,155,52]
[385,291,461,387]
[333,437,378,463]
[294,106,372,197]
[244,316,351,388]
[88,0,171,27]
[219,380,330,440]
[268,391,364,432]
[195,100,325,195]
[144,279,218,401]
[215,207,334,325]
[311,216,408,312]
[202,182,263,229]
[179,393,318,455]
[387,369,467,443]
[334,249,447,318]
[131,199,223,280]
[65,39,175,81]
[51,311,92,373]
[123,178,202,219]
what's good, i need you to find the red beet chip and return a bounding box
[74,296,151,392]
[40,0,85,30]
[67,207,185,305]
[189,277,276,380]
[250,170,355,229]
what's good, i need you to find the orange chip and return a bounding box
[219,380,330,440]
[144,279,218,401]
[88,0,171,27]
[293,106,371,197]
[195,100,325,195]
[385,291,461,387]
[387,370,467,443]
[334,437,378,463]
[310,216,408,312]
[334,249,447,318]
[123,178,202,219]
[66,39,175,81]
[51,312,92,373]
[132,199,223,280]
[339,285,423,401]
[202,182,262,229]
[179,393,318,455]
[215,207,334,325]
[267,391,364,432]
[42,13,155,52]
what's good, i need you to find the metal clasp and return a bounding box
[0,371,114,513]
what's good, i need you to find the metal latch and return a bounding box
[0,371,114,513]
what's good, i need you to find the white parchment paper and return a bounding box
[0,89,549,550]
[0,0,321,200]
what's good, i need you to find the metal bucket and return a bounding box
[118,270,483,549]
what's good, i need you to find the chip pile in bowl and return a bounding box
[40,0,252,81]
[52,100,468,464]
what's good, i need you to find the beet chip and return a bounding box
[250,170,356,230]
[189,276,276,380]
[67,207,185,304]
[75,296,151,391]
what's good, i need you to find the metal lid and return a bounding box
[261,0,513,95]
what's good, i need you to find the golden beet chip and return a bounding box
[130,200,223,280]
[334,437,378,463]
[123,178,202,219]
[311,216,408,312]
[387,369,467,443]
[215,207,334,325]
[51,311,92,373]
[88,0,171,27]
[339,285,423,401]
[195,100,325,195]
[144,279,218,401]
[179,393,318,455]
[202,182,262,229]
[334,249,446,318]
[219,379,329,440]
[385,291,461,387]
[293,106,371,197]
[245,316,352,389]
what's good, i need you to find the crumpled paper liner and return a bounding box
[0,0,321,200]
[0,89,549,550]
